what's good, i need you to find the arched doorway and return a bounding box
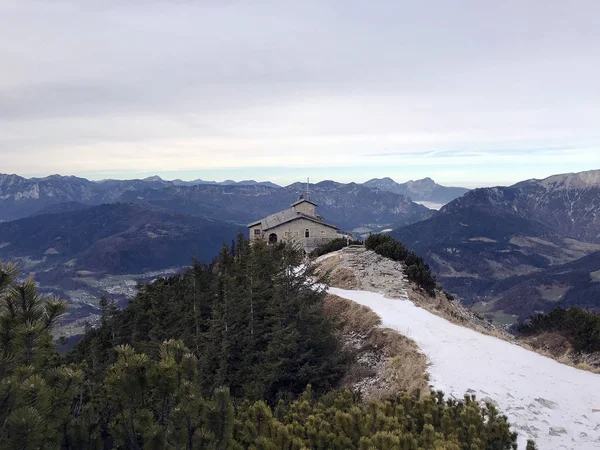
[268,233,278,244]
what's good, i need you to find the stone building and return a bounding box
[247,196,339,252]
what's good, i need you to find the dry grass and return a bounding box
[371,328,430,398]
[405,283,466,323]
[520,343,600,374]
[405,284,472,327]
[485,327,513,340]
[317,255,360,289]
[329,267,360,289]
[316,254,341,272]
[323,294,430,398]
[405,283,515,342]
[323,294,380,335]
[518,332,600,374]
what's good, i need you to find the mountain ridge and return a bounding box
[0,174,433,231]
[392,169,600,318]
[363,177,469,204]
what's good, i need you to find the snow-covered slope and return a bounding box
[329,287,600,450]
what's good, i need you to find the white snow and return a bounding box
[413,200,445,210]
[329,287,600,450]
[14,184,40,200]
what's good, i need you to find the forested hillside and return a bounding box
[71,238,347,400]
[0,203,244,273]
[0,239,531,449]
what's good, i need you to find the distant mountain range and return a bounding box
[0,173,439,330]
[4,169,600,325]
[119,180,434,232]
[363,177,469,204]
[0,173,282,221]
[169,177,281,189]
[0,174,171,221]
[0,174,435,231]
[392,170,600,319]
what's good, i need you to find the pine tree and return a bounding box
[0,262,82,450]
[526,440,538,450]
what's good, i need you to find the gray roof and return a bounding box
[291,198,318,207]
[247,207,338,231]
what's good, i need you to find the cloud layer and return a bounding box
[1,0,599,185]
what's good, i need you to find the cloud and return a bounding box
[0,0,599,184]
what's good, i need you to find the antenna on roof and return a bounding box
[306,177,311,201]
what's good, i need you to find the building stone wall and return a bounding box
[292,201,317,217]
[248,198,338,252]
[250,217,337,251]
[249,224,263,240]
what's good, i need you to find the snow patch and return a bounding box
[469,237,497,243]
[414,200,445,210]
[329,287,600,450]
[14,184,40,200]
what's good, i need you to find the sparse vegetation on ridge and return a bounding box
[365,234,438,295]
[517,307,600,354]
[516,307,600,371]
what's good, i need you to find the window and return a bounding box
[294,231,299,237]
[254,229,261,235]
[305,229,310,238]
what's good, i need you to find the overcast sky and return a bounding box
[1,0,599,187]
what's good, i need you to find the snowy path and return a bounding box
[329,287,600,450]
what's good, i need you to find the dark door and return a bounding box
[268,233,278,244]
